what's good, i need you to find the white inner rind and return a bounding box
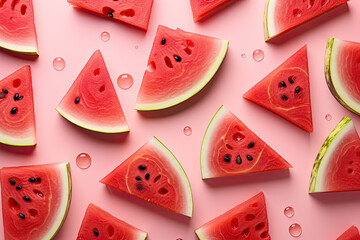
[150,137,193,217]
[0,132,36,146]
[0,40,38,55]
[200,105,228,179]
[137,232,148,240]
[264,0,277,41]
[135,40,229,111]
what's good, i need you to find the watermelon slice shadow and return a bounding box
[266,4,349,45]
[0,143,35,154]
[101,185,192,223]
[309,190,360,204]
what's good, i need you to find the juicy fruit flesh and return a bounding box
[337,226,360,240]
[135,25,228,110]
[190,0,232,22]
[1,163,71,240]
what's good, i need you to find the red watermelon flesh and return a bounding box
[56,50,129,133]
[0,0,38,55]
[1,163,71,240]
[243,45,313,133]
[264,0,349,41]
[135,25,229,110]
[76,204,147,240]
[195,192,270,240]
[67,0,153,31]
[201,105,292,179]
[100,137,193,217]
[190,0,233,22]
[0,65,36,146]
[337,226,360,240]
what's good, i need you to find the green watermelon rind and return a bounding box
[263,0,272,41]
[0,41,38,56]
[134,40,229,111]
[0,132,36,147]
[309,117,352,193]
[325,38,360,116]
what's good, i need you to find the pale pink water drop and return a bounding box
[325,114,332,121]
[135,45,139,49]
[284,206,295,218]
[101,31,110,42]
[253,49,264,62]
[183,126,192,136]
[76,153,92,169]
[289,223,302,237]
[241,53,246,58]
[117,74,134,90]
[53,57,65,71]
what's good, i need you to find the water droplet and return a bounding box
[284,206,295,218]
[117,74,134,90]
[135,45,139,49]
[241,53,246,58]
[253,50,264,62]
[100,31,110,42]
[76,153,92,169]
[183,126,192,136]
[325,114,332,121]
[53,57,65,71]
[289,223,302,237]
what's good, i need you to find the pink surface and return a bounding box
[0,0,360,239]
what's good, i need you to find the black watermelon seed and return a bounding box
[23,196,30,202]
[93,229,99,237]
[280,81,286,88]
[288,77,294,84]
[247,155,253,161]
[16,185,22,190]
[161,38,166,45]
[18,96,23,100]
[295,88,300,94]
[28,177,36,183]
[224,156,231,163]
[75,97,80,104]
[145,173,150,180]
[136,183,143,191]
[2,88,8,94]
[14,93,19,100]
[174,55,181,62]
[36,178,41,183]
[281,95,288,101]
[9,179,16,185]
[19,213,25,219]
[136,176,142,181]
[236,155,242,164]
[248,142,255,148]
[107,12,113,18]
[10,107,17,115]
[138,165,146,170]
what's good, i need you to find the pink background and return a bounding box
[1,0,360,239]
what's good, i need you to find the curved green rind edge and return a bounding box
[200,105,225,179]
[325,38,360,115]
[134,40,229,111]
[308,117,352,193]
[0,137,36,147]
[152,136,194,217]
[263,0,271,41]
[49,162,72,239]
[0,42,39,56]
[55,107,130,134]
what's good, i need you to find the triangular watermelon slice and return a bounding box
[264,0,349,41]
[67,0,153,31]
[189,0,232,22]
[0,65,36,146]
[337,226,360,240]
[77,203,147,240]
[100,137,193,217]
[243,45,313,133]
[195,192,271,240]
[309,117,360,193]
[201,105,292,179]
[135,25,229,111]
[1,163,71,240]
[56,50,129,133]
[0,0,38,55]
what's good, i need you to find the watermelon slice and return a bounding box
[189,0,232,22]
[0,65,36,146]
[67,0,153,31]
[337,226,360,240]
[264,0,349,41]
[243,45,313,133]
[77,203,147,240]
[56,50,129,133]
[309,117,360,193]
[100,137,193,217]
[201,105,292,179]
[325,38,360,115]
[0,0,38,55]
[1,163,71,240]
[135,25,229,111]
[195,192,270,240]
